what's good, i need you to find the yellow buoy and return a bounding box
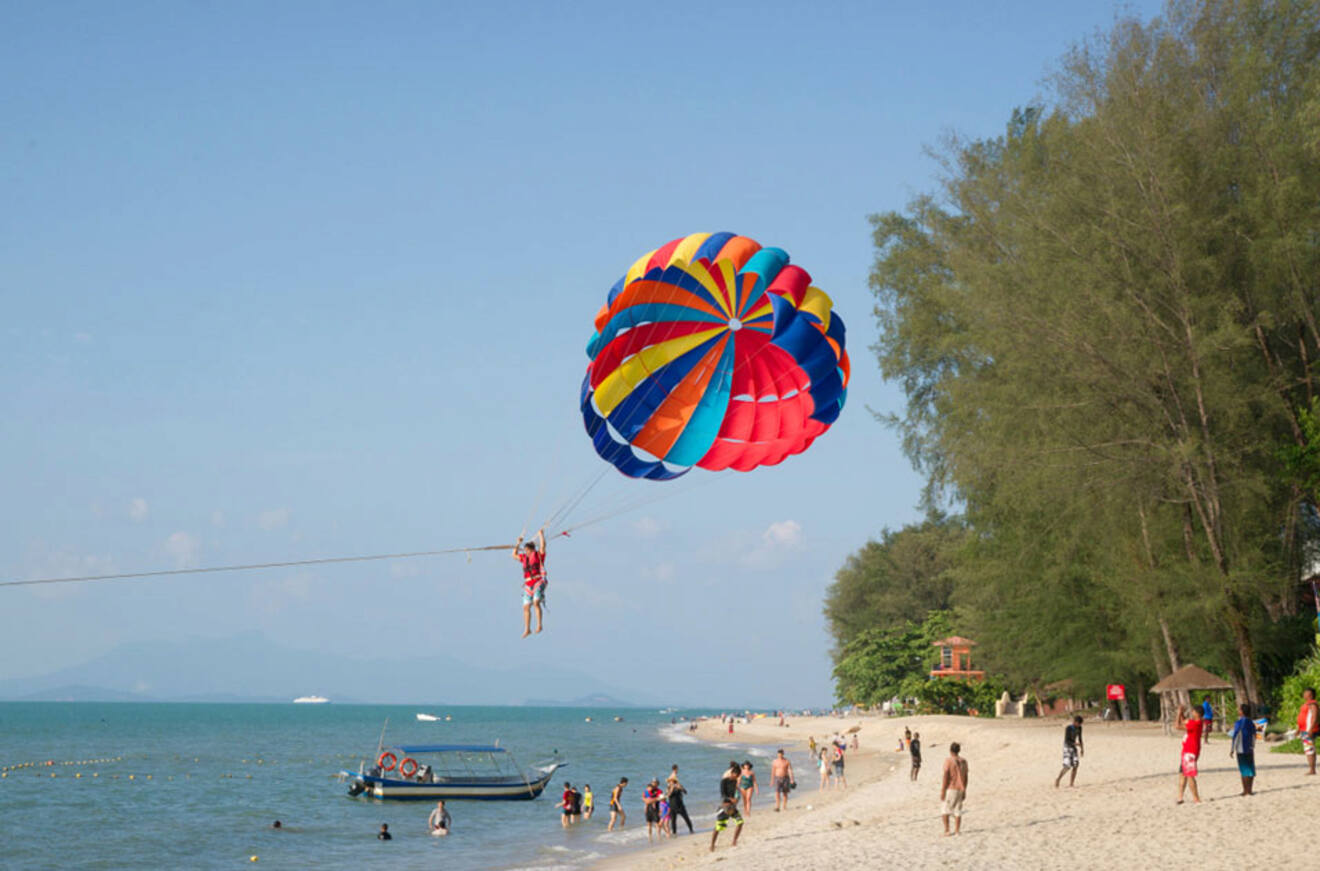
[128,774,135,780]
[250,856,258,862]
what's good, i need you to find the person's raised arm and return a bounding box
[511,534,524,560]
[537,528,547,555]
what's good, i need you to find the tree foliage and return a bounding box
[867,0,1320,706]
[823,512,964,655]
[833,610,952,706]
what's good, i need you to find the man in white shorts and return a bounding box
[940,742,969,836]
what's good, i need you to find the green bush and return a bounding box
[1277,649,1320,727]
[1271,738,1303,754]
[912,677,1007,717]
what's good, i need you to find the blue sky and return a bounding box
[1,0,1164,706]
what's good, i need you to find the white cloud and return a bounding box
[162,531,200,569]
[762,520,803,549]
[700,519,805,570]
[128,498,149,522]
[257,507,290,531]
[632,515,665,537]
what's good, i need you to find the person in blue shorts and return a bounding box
[1228,702,1256,796]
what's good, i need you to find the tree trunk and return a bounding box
[1136,681,1148,721]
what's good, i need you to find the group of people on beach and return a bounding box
[808,732,850,789]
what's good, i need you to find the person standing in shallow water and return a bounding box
[667,772,693,834]
[607,777,628,831]
[1054,715,1084,788]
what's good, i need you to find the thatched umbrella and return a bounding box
[1149,665,1233,694]
[1149,665,1233,735]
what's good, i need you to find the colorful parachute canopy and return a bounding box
[581,232,849,480]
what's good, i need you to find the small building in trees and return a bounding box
[930,636,985,681]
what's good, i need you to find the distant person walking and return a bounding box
[607,777,628,831]
[582,784,594,820]
[1201,697,1214,741]
[909,732,922,781]
[1299,688,1319,775]
[831,740,847,789]
[770,749,795,811]
[940,743,969,836]
[1176,704,1204,804]
[1054,715,1084,788]
[738,762,759,815]
[1228,703,1256,796]
[817,747,831,790]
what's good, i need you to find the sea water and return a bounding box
[0,703,803,870]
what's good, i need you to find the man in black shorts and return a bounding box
[770,749,795,811]
[607,777,628,831]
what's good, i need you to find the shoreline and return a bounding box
[594,713,1319,870]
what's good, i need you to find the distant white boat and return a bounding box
[293,695,329,704]
[416,713,440,722]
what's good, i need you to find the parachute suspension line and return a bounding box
[542,465,611,534]
[554,470,733,537]
[0,544,515,590]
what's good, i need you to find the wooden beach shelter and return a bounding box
[1149,664,1233,735]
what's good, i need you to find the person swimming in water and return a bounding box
[377,823,392,841]
[512,529,547,638]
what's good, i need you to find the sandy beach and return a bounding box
[597,714,1316,871]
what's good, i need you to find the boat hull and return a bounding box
[341,764,561,800]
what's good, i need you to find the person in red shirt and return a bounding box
[1298,687,1318,775]
[1176,703,1203,804]
[512,529,547,638]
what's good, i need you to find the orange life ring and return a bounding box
[398,757,419,778]
[377,752,397,772]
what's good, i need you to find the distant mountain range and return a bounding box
[0,632,648,706]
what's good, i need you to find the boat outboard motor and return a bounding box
[347,779,366,797]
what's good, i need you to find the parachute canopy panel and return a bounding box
[582,232,849,480]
